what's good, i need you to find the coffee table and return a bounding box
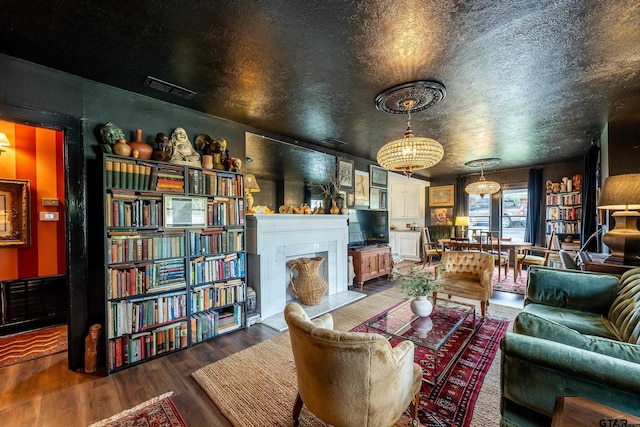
[366,298,479,385]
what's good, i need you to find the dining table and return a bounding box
[437,238,532,282]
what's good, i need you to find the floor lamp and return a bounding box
[597,174,640,265]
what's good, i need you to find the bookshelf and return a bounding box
[545,190,582,251]
[103,154,246,373]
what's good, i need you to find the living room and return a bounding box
[1,2,640,426]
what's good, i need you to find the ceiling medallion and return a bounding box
[464,158,502,198]
[375,82,445,177]
[375,80,446,114]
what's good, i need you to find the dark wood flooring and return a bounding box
[0,274,522,426]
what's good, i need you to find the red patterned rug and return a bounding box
[0,324,67,368]
[89,392,187,427]
[352,304,510,427]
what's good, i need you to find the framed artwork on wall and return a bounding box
[370,188,380,210]
[0,178,31,247]
[354,170,369,207]
[164,195,207,228]
[369,165,388,189]
[430,207,454,226]
[346,191,355,208]
[429,185,455,207]
[380,190,387,210]
[337,158,355,190]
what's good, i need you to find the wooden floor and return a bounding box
[0,273,522,427]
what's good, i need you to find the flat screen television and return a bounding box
[348,209,389,248]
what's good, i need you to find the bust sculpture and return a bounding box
[169,127,201,167]
[100,122,126,153]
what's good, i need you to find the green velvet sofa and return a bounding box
[500,266,640,426]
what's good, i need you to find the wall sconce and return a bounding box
[0,132,11,156]
[245,174,261,215]
[597,173,640,265]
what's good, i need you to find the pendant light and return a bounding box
[465,158,501,198]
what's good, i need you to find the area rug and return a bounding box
[0,324,67,368]
[88,391,187,427]
[192,288,517,427]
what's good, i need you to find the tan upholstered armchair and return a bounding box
[434,251,494,316]
[284,302,422,427]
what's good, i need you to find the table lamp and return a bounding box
[244,173,261,215]
[455,216,469,238]
[597,173,640,265]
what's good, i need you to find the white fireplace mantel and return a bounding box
[246,214,350,320]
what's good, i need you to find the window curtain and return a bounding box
[525,168,543,244]
[581,144,600,251]
[455,176,468,218]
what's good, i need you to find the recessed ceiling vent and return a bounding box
[320,138,348,147]
[143,76,197,100]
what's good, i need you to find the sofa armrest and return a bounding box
[525,267,619,314]
[500,333,640,419]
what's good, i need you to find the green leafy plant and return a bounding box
[392,264,442,298]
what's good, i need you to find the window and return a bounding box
[501,189,528,241]
[468,194,490,236]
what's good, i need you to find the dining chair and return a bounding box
[422,227,442,267]
[516,230,557,278]
[481,231,510,282]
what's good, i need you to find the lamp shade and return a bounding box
[245,173,261,193]
[455,216,469,226]
[465,175,501,198]
[597,174,640,211]
[376,134,444,177]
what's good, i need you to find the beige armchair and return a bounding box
[434,251,494,316]
[284,302,422,427]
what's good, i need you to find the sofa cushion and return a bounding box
[514,311,640,363]
[525,267,619,314]
[608,268,640,344]
[523,304,618,340]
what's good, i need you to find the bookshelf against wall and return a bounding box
[545,189,582,251]
[103,154,246,373]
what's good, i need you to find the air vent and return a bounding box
[143,76,197,100]
[320,138,348,146]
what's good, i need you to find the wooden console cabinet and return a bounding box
[349,245,392,289]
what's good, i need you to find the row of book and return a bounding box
[191,279,245,313]
[106,157,187,192]
[107,262,186,300]
[189,228,244,255]
[107,191,163,228]
[206,197,245,226]
[190,252,246,285]
[190,305,244,343]
[108,321,188,370]
[108,234,186,264]
[108,291,187,339]
[546,220,581,234]
[188,169,243,197]
[546,192,581,206]
[546,206,582,221]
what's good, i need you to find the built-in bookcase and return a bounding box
[545,190,582,251]
[103,154,246,374]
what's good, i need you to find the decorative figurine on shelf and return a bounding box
[100,122,126,154]
[572,173,582,192]
[546,180,553,194]
[222,149,242,172]
[169,127,201,167]
[84,323,102,374]
[152,132,172,162]
[194,134,227,170]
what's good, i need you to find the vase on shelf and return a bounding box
[112,138,131,157]
[410,296,433,317]
[127,129,153,160]
[201,154,214,169]
[330,200,340,215]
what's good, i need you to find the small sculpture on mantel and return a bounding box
[169,127,201,167]
[100,122,126,153]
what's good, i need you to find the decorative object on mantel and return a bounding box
[465,158,502,198]
[375,80,446,177]
[289,257,328,306]
[100,122,126,154]
[112,138,132,157]
[392,264,442,317]
[152,132,171,162]
[169,127,201,167]
[244,173,261,214]
[127,128,153,159]
[278,204,323,214]
[0,132,11,156]
[597,173,640,265]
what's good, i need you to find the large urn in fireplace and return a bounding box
[289,257,327,306]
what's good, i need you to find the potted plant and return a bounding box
[392,264,442,317]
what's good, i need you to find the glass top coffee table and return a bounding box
[365,298,479,385]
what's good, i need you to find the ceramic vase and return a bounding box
[330,200,340,215]
[127,129,153,160]
[112,138,131,157]
[201,154,214,169]
[410,296,433,317]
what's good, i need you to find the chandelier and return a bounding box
[375,81,446,177]
[464,158,501,198]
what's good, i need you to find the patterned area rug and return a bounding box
[88,392,187,427]
[0,324,67,368]
[192,288,512,427]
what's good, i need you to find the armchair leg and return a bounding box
[293,393,303,426]
[409,392,420,426]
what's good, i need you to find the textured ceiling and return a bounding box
[2,0,639,179]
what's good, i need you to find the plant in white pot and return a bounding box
[393,264,442,317]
